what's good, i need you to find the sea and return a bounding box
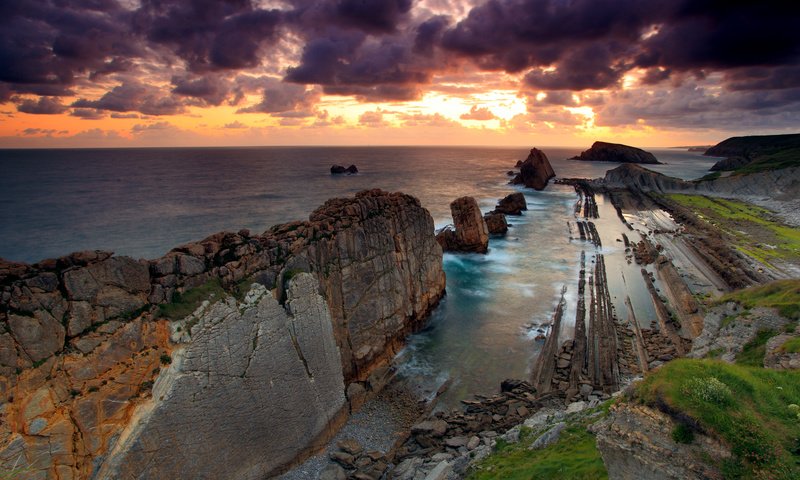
[0,146,717,405]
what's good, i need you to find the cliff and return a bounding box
[571,141,661,164]
[0,189,446,479]
[511,148,556,190]
[706,133,800,173]
[597,163,800,201]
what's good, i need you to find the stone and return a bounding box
[571,141,661,164]
[511,148,556,190]
[579,384,593,397]
[8,312,65,363]
[483,212,508,235]
[498,426,521,444]
[338,438,363,455]
[566,401,587,414]
[444,436,468,448]
[412,419,449,437]
[436,196,489,253]
[423,461,452,480]
[494,192,527,215]
[529,422,566,450]
[330,451,356,467]
[320,463,347,480]
[467,436,481,450]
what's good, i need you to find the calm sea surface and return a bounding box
[0,146,716,403]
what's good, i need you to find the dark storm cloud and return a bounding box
[172,75,232,105]
[0,0,138,95]
[16,97,68,114]
[413,16,450,56]
[133,0,283,71]
[73,81,185,115]
[288,0,413,34]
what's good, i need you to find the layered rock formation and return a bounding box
[571,141,661,164]
[592,402,729,479]
[511,148,556,190]
[435,196,489,253]
[98,276,346,479]
[0,189,446,479]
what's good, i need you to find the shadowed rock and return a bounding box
[511,148,556,190]
[571,141,660,164]
[494,192,527,215]
[331,164,358,174]
[484,212,508,235]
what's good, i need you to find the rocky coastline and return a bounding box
[571,141,661,164]
[0,189,446,479]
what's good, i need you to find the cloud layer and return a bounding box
[1,0,798,132]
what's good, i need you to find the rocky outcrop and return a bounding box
[483,212,508,235]
[704,133,800,159]
[709,156,751,171]
[435,196,489,253]
[493,192,527,215]
[572,141,661,164]
[592,402,729,479]
[764,327,800,369]
[511,148,556,190]
[331,164,358,174]
[0,189,445,479]
[98,276,347,479]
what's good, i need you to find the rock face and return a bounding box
[592,402,730,479]
[572,141,661,164]
[331,164,358,174]
[493,192,527,215]
[0,189,445,479]
[511,148,556,190]
[484,212,508,235]
[98,276,347,479]
[436,196,489,253]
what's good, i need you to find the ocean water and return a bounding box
[0,146,716,403]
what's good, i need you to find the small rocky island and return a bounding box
[511,148,556,190]
[331,164,358,174]
[571,141,661,164]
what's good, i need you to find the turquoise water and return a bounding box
[0,146,716,404]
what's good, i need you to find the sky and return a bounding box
[0,0,798,148]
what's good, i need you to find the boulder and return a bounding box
[571,141,661,164]
[435,197,489,253]
[511,148,556,190]
[494,192,527,215]
[331,164,358,174]
[483,212,508,235]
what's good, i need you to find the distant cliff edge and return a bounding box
[571,141,661,164]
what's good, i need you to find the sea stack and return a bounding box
[331,164,358,174]
[511,148,556,190]
[571,141,660,164]
[436,196,489,253]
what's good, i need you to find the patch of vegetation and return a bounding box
[721,280,800,320]
[705,347,725,359]
[31,357,49,369]
[736,329,777,367]
[733,147,800,176]
[667,194,800,266]
[468,406,609,480]
[696,171,721,182]
[672,423,695,444]
[779,337,800,353]
[157,279,227,321]
[634,359,800,479]
[233,276,256,301]
[160,354,172,365]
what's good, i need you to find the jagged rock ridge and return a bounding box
[511,148,556,190]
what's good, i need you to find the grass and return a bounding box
[667,194,800,265]
[634,358,800,479]
[720,280,800,320]
[736,329,777,367]
[733,147,800,175]
[779,337,800,353]
[468,407,609,480]
[157,279,227,321]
